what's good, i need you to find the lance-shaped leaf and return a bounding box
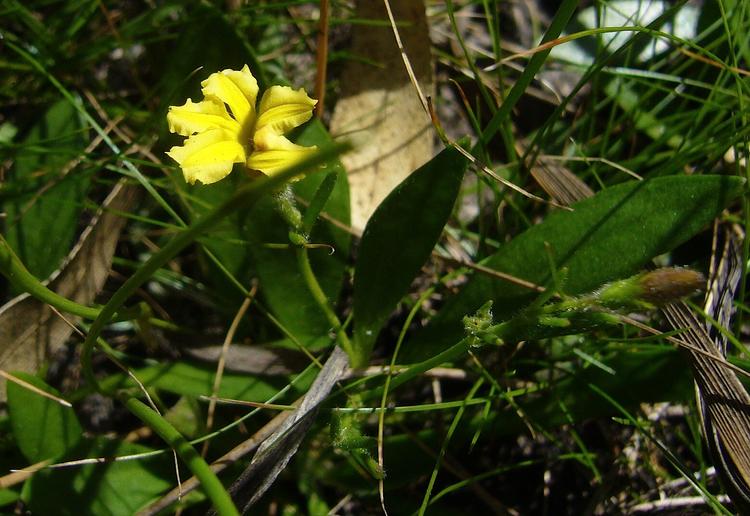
[352,143,468,368]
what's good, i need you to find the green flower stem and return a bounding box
[356,306,614,404]
[0,235,123,320]
[274,176,353,361]
[0,235,165,323]
[359,305,615,403]
[361,268,700,403]
[295,245,354,361]
[476,268,705,345]
[122,396,239,516]
[485,306,621,344]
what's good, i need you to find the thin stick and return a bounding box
[678,47,750,77]
[452,143,568,209]
[617,314,750,380]
[539,154,642,181]
[314,0,330,118]
[382,0,430,117]
[202,284,257,457]
[0,370,71,407]
[198,396,295,411]
[631,494,731,512]
[0,460,51,489]
[437,255,548,293]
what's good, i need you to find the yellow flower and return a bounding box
[166,65,317,185]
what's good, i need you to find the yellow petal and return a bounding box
[247,128,317,176]
[167,129,246,185]
[167,99,240,136]
[255,85,317,136]
[201,65,258,126]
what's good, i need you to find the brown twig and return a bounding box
[314,0,330,118]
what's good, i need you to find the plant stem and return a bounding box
[0,235,105,319]
[122,396,239,516]
[0,234,151,322]
[295,245,354,361]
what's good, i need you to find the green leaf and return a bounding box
[7,373,83,463]
[352,144,468,367]
[164,396,205,439]
[3,99,91,282]
[24,439,173,516]
[406,174,745,361]
[99,360,311,402]
[302,171,338,235]
[0,489,19,508]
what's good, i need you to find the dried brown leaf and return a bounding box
[0,181,138,399]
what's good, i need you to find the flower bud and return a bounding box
[638,267,705,305]
[597,267,704,308]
